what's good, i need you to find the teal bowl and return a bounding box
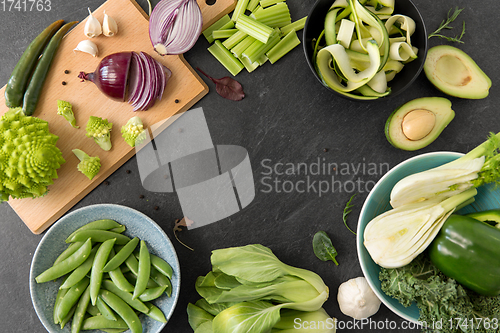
[357,152,500,322]
[29,204,180,333]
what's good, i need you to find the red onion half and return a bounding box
[149,0,203,55]
[79,51,172,111]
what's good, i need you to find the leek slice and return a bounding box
[208,40,244,76]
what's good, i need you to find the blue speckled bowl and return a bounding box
[30,204,180,333]
[357,152,500,323]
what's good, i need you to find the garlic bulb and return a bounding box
[103,11,118,37]
[74,40,99,57]
[84,8,102,38]
[337,277,381,320]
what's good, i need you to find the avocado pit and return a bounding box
[401,109,436,141]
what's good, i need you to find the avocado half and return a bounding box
[385,97,455,151]
[424,45,491,99]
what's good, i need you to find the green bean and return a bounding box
[103,237,139,272]
[71,284,91,333]
[82,315,128,330]
[36,238,92,283]
[133,240,150,300]
[101,279,149,313]
[54,241,85,266]
[96,296,118,321]
[59,304,76,329]
[54,285,69,324]
[86,303,100,316]
[60,246,98,289]
[65,219,123,242]
[144,302,167,323]
[150,266,172,297]
[150,254,174,280]
[138,285,168,302]
[67,230,131,245]
[99,289,143,333]
[90,238,116,305]
[56,277,90,323]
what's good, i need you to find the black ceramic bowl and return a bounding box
[303,0,428,100]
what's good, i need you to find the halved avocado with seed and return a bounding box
[424,45,491,99]
[385,97,454,151]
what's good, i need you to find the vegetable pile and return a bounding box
[313,0,419,99]
[35,219,173,333]
[187,244,334,333]
[0,108,65,202]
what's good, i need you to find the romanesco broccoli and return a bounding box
[57,100,78,128]
[121,116,146,147]
[86,116,113,151]
[0,108,65,202]
[72,149,100,180]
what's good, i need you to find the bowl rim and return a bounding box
[302,0,428,101]
[29,203,181,333]
[356,151,463,323]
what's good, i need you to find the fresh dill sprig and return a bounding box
[428,7,466,43]
[343,194,357,235]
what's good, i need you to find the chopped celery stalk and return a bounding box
[257,54,268,65]
[247,0,260,12]
[203,14,232,44]
[337,19,355,48]
[280,16,307,35]
[260,0,284,8]
[242,29,280,63]
[239,55,260,73]
[231,0,250,22]
[212,29,239,39]
[250,2,291,28]
[235,14,274,43]
[231,35,256,58]
[208,40,244,76]
[222,30,248,49]
[266,30,301,64]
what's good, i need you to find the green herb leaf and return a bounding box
[428,7,466,43]
[312,231,339,265]
[343,194,357,235]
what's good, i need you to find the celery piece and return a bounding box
[231,35,257,58]
[266,30,301,64]
[239,55,260,73]
[213,29,239,40]
[251,2,291,28]
[203,14,232,44]
[247,0,260,12]
[231,0,250,22]
[235,14,274,43]
[242,29,281,63]
[208,40,244,76]
[257,54,268,66]
[222,30,248,49]
[260,0,284,8]
[280,16,307,35]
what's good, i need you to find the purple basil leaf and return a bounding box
[197,67,245,101]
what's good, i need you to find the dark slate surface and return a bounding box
[1,0,500,332]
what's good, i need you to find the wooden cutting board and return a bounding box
[0,0,236,234]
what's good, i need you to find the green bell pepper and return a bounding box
[429,214,500,296]
[465,209,500,227]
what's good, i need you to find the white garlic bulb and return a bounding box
[74,40,99,57]
[103,11,118,37]
[84,8,102,38]
[337,277,381,320]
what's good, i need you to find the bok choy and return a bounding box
[188,244,334,333]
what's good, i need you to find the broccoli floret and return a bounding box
[121,116,146,147]
[86,116,113,151]
[0,108,65,202]
[57,100,78,128]
[72,149,101,180]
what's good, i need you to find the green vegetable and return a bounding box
[121,116,146,147]
[103,237,140,272]
[465,209,500,226]
[72,149,101,180]
[86,116,113,151]
[96,295,118,321]
[90,238,116,305]
[203,15,233,44]
[208,40,245,76]
[250,2,291,28]
[56,277,90,324]
[57,100,79,128]
[312,231,339,265]
[266,30,301,64]
[132,240,151,300]
[99,289,143,333]
[23,21,78,116]
[81,315,128,330]
[235,14,273,43]
[428,7,466,43]
[65,219,122,242]
[343,194,357,235]
[429,214,500,296]
[71,284,90,333]
[380,254,500,333]
[60,246,98,290]
[4,20,64,108]
[66,229,130,245]
[0,108,65,202]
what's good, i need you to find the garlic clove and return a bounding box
[84,7,102,38]
[102,11,118,37]
[74,40,99,57]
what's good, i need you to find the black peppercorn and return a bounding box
[174,99,180,103]
[64,70,70,74]
[62,81,67,85]
[126,170,131,174]
[139,194,144,199]
[154,206,159,210]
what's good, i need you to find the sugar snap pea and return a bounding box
[138,285,168,302]
[36,238,92,283]
[107,248,135,292]
[109,225,127,234]
[96,296,118,321]
[150,253,174,280]
[144,302,167,323]
[60,246,98,290]
[90,238,116,305]
[124,271,158,289]
[101,279,149,314]
[103,237,139,272]
[82,315,128,330]
[150,266,172,297]
[132,240,150,300]
[102,329,127,333]
[86,303,100,316]
[67,230,130,245]
[99,289,143,333]
[54,284,69,324]
[56,277,90,323]
[66,219,122,242]
[59,304,76,329]
[54,241,85,266]
[71,284,90,333]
